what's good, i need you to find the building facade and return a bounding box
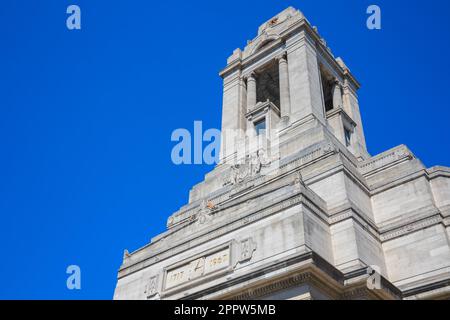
[114,7,450,300]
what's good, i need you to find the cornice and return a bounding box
[403,278,450,300]
[427,166,450,179]
[379,206,442,242]
[359,144,415,177]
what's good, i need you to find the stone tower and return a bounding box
[114,7,450,300]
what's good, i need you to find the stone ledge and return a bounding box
[402,277,450,300]
[359,145,414,177]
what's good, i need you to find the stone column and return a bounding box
[246,73,257,112]
[332,79,343,109]
[278,54,291,119]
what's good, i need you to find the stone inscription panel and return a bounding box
[164,247,231,290]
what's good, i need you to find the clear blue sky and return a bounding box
[1,0,449,299]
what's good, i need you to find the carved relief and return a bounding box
[145,275,159,299]
[231,273,312,300]
[197,200,215,225]
[323,142,337,154]
[292,171,306,189]
[239,238,257,262]
[359,146,414,175]
[168,142,332,230]
[164,246,232,292]
[223,151,270,187]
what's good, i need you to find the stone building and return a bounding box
[114,7,450,300]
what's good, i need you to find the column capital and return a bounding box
[276,52,288,63]
[245,72,257,82]
[333,78,343,89]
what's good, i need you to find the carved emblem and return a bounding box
[198,212,208,225]
[197,200,215,225]
[223,150,270,186]
[189,257,206,280]
[145,275,159,298]
[239,238,257,262]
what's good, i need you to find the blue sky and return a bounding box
[0,0,449,299]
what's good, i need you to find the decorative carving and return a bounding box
[359,146,414,175]
[164,246,232,292]
[235,163,251,183]
[198,200,208,213]
[169,142,333,230]
[394,148,413,160]
[333,78,343,90]
[223,150,271,187]
[239,238,257,262]
[197,200,214,225]
[145,275,159,298]
[231,273,312,300]
[380,214,441,242]
[292,171,306,189]
[341,287,370,300]
[197,213,208,225]
[244,71,258,83]
[277,52,288,63]
[323,142,337,154]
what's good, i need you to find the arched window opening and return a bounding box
[320,65,334,112]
